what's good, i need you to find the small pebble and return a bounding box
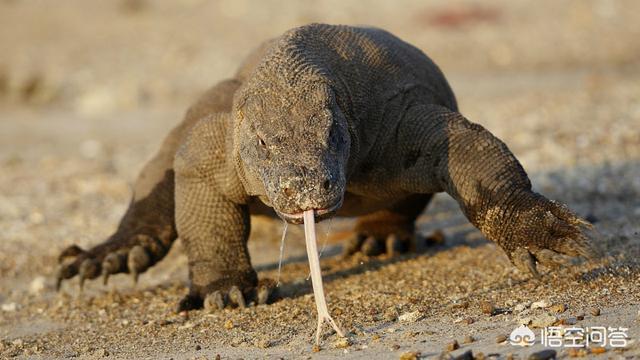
[589,307,600,316]
[390,344,401,351]
[195,344,201,351]
[462,335,474,344]
[446,340,459,351]
[528,349,556,360]
[495,334,507,343]
[255,339,271,349]
[518,316,532,325]
[224,319,234,329]
[576,313,585,321]
[464,317,474,325]
[531,300,550,309]
[97,348,109,357]
[480,301,495,315]
[531,314,557,328]
[550,303,567,314]
[566,348,588,357]
[399,310,424,323]
[399,351,420,360]
[333,338,350,349]
[514,304,527,313]
[29,276,46,294]
[1,302,17,312]
[451,301,470,309]
[312,345,321,352]
[591,346,606,354]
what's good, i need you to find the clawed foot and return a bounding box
[343,230,443,258]
[343,233,413,257]
[56,233,168,291]
[499,196,600,279]
[178,278,276,312]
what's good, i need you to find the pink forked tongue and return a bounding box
[303,209,345,344]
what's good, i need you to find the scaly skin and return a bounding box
[57,24,597,311]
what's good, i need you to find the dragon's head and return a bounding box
[234,80,350,224]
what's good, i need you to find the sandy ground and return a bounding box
[1,1,639,359]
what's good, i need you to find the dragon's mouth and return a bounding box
[276,198,343,224]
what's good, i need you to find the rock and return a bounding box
[514,304,527,313]
[255,339,271,349]
[517,316,532,325]
[224,319,234,329]
[312,345,321,352]
[333,338,350,349]
[576,313,585,321]
[446,340,459,351]
[97,348,109,357]
[195,344,201,351]
[400,351,420,360]
[567,348,588,357]
[531,300,550,310]
[589,307,601,316]
[531,314,557,328]
[399,310,424,323]
[480,301,495,315]
[1,302,17,312]
[528,349,556,360]
[462,335,474,344]
[29,276,46,294]
[463,317,474,325]
[496,334,507,343]
[549,303,566,314]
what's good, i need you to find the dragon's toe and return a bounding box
[178,278,276,312]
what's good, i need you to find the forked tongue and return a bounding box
[303,209,345,344]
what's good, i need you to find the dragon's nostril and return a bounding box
[322,180,331,190]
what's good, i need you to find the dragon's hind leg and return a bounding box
[343,194,434,257]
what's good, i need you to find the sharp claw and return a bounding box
[78,259,99,291]
[256,284,271,305]
[56,262,79,292]
[534,249,573,268]
[127,245,150,285]
[361,236,383,256]
[101,252,125,285]
[204,291,225,312]
[512,248,540,280]
[228,286,246,308]
[385,234,403,257]
[55,271,64,292]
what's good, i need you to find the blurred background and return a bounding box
[0,1,639,357]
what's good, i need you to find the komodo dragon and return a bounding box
[57,24,597,310]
